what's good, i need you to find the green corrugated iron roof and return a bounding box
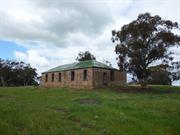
[43,60,116,73]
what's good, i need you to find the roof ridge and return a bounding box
[43,60,115,73]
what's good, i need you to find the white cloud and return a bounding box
[0,0,180,85]
[14,50,49,74]
[14,51,27,62]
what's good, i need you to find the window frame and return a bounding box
[83,70,88,81]
[110,70,114,81]
[58,72,61,82]
[71,71,75,81]
[52,73,54,82]
[45,74,48,82]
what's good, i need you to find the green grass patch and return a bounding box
[0,85,180,135]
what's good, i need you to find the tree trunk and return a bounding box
[0,76,5,87]
[139,79,148,89]
[140,82,147,88]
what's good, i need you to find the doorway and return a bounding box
[103,72,108,85]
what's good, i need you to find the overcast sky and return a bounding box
[0,0,180,85]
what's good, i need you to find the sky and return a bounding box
[0,0,180,85]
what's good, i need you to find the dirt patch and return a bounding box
[74,98,100,105]
[113,86,177,94]
[71,118,81,123]
[53,107,69,115]
[67,113,81,124]
[117,97,137,100]
[69,117,81,124]
[80,122,94,129]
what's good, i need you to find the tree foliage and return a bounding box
[76,51,96,61]
[147,68,172,85]
[112,13,180,87]
[0,58,38,87]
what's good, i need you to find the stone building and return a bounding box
[41,60,126,89]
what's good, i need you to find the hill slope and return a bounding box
[0,86,180,135]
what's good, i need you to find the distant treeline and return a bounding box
[0,58,38,87]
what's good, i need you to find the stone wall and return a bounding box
[64,68,93,89]
[92,68,126,88]
[41,68,93,89]
[41,67,126,89]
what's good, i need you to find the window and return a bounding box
[83,70,88,80]
[103,72,108,85]
[71,71,75,81]
[52,73,54,82]
[59,73,61,82]
[45,74,48,82]
[110,70,114,81]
